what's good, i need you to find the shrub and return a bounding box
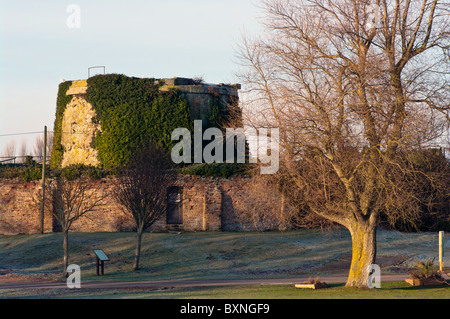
[50,80,73,169]
[409,258,443,280]
[59,164,107,180]
[20,166,42,182]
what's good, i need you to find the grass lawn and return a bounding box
[1,281,449,299]
[1,230,355,281]
[0,229,448,299]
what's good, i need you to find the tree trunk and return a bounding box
[133,228,143,271]
[63,230,69,277]
[346,221,377,288]
[386,71,406,157]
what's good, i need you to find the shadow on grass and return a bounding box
[392,280,450,291]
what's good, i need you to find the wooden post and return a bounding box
[96,257,105,275]
[40,126,47,234]
[439,231,444,271]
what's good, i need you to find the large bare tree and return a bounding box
[238,0,449,287]
[113,142,176,271]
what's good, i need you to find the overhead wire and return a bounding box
[0,130,97,137]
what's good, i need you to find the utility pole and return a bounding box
[439,231,445,272]
[40,126,47,234]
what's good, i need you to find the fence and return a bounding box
[0,156,51,165]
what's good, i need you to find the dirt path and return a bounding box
[2,273,436,290]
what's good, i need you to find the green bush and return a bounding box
[59,164,107,180]
[20,166,42,182]
[24,156,37,167]
[0,159,43,181]
[50,80,73,169]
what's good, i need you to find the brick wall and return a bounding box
[0,175,291,235]
[0,179,51,235]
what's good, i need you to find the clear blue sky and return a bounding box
[0,0,262,154]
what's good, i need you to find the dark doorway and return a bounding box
[167,186,183,224]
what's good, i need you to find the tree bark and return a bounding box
[133,228,143,271]
[63,230,69,277]
[386,71,406,157]
[346,221,377,288]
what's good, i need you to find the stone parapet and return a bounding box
[66,80,88,95]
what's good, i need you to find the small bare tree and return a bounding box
[33,135,45,162]
[18,140,27,163]
[113,142,176,271]
[32,132,53,162]
[45,175,107,277]
[47,131,54,160]
[2,140,16,163]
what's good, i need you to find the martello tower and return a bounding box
[51,74,240,168]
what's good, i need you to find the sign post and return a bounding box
[93,249,110,276]
[439,231,444,271]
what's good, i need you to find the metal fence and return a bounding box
[0,156,51,165]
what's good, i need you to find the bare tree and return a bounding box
[32,132,53,163]
[237,0,449,287]
[18,140,27,163]
[46,131,54,162]
[33,135,44,162]
[45,175,107,277]
[2,140,16,163]
[113,142,176,271]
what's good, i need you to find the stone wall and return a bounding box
[159,78,240,125]
[61,95,101,167]
[0,179,51,235]
[0,175,290,235]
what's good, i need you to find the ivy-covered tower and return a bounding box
[51,74,240,169]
